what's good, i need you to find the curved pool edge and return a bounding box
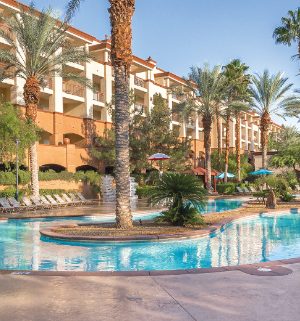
[38,201,250,243]
[0,257,298,277]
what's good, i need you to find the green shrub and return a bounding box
[0,171,15,185]
[155,203,205,226]
[0,187,27,198]
[39,189,76,196]
[280,192,296,202]
[136,185,154,198]
[216,182,237,195]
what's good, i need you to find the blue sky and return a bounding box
[25,0,300,127]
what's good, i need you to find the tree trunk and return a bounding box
[203,114,212,191]
[110,0,135,229]
[235,112,241,182]
[23,76,40,197]
[216,111,222,168]
[224,112,230,183]
[260,111,271,169]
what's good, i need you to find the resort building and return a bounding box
[0,0,282,173]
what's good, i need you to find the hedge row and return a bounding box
[0,187,76,198]
[0,170,101,186]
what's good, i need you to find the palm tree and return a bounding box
[250,70,299,169]
[274,8,300,57]
[66,0,135,228]
[150,173,207,226]
[222,59,251,182]
[189,65,225,191]
[0,4,91,197]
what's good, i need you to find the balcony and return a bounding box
[187,117,195,127]
[172,93,185,102]
[134,103,145,114]
[93,91,104,102]
[172,112,181,122]
[134,76,145,88]
[0,23,12,44]
[63,80,84,97]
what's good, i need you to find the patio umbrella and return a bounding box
[148,153,170,161]
[216,172,235,179]
[250,169,273,176]
[148,153,170,176]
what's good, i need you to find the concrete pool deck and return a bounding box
[0,262,299,321]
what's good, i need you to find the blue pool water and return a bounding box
[0,199,299,272]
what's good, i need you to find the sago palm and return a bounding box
[222,59,250,182]
[250,70,299,169]
[274,8,300,57]
[189,64,225,190]
[150,173,207,226]
[66,0,135,228]
[0,4,91,197]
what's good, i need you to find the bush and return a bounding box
[136,185,154,198]
[280,192,296,202]
[0,171,15,185]
[0,187,28,198]
[39,189,76,196]
[155,203,205,226]
[216,182,237,195]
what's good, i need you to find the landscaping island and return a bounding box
[40,202,299,242]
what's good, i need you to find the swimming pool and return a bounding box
[0,204,299,272]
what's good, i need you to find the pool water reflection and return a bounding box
[0,207,299,272]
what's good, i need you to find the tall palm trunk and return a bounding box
[203,114,212,190]
[224,112,230,183]
[216,110,222,168]
[23,76,40,197]
[235,112,241,182]
[260,111,271,169]
[109,0,135,229]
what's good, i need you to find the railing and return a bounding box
[134,76,145,88]
[172,93,185,101]
[0,62,14,78]
[0,23,12,39]
[134,103,145,114]
[172,113,181,122]
[63,80,84,97]
[93,91,105,102]
[187,117,195,126]
[41,76,53,89]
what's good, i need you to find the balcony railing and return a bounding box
[134,76,145,88]
[63,80,84,97]
[93,91,105,102]
[187,117,195,126]
[0,23,12,39]
[172,113,181,122]
[134,103,145,114]
[172,93,185,101]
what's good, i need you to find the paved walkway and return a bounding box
[0,263,299,321]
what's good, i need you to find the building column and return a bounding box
[103,63,113,123]
[84,44,93,119]
[50,48,64,145]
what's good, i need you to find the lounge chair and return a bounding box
[68,193,84,205]
[22,197,38,210]
[40,195,57,208]
[30,196,49,209]
[53,194,69,206]
[243,187,252,194]
[62,193,80,206]
[76,192,97,204]
[248,186,257,193]
[236,187,245,195]
[7,197,25,212]
[0,197,14,213]
[45,195,60,207]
